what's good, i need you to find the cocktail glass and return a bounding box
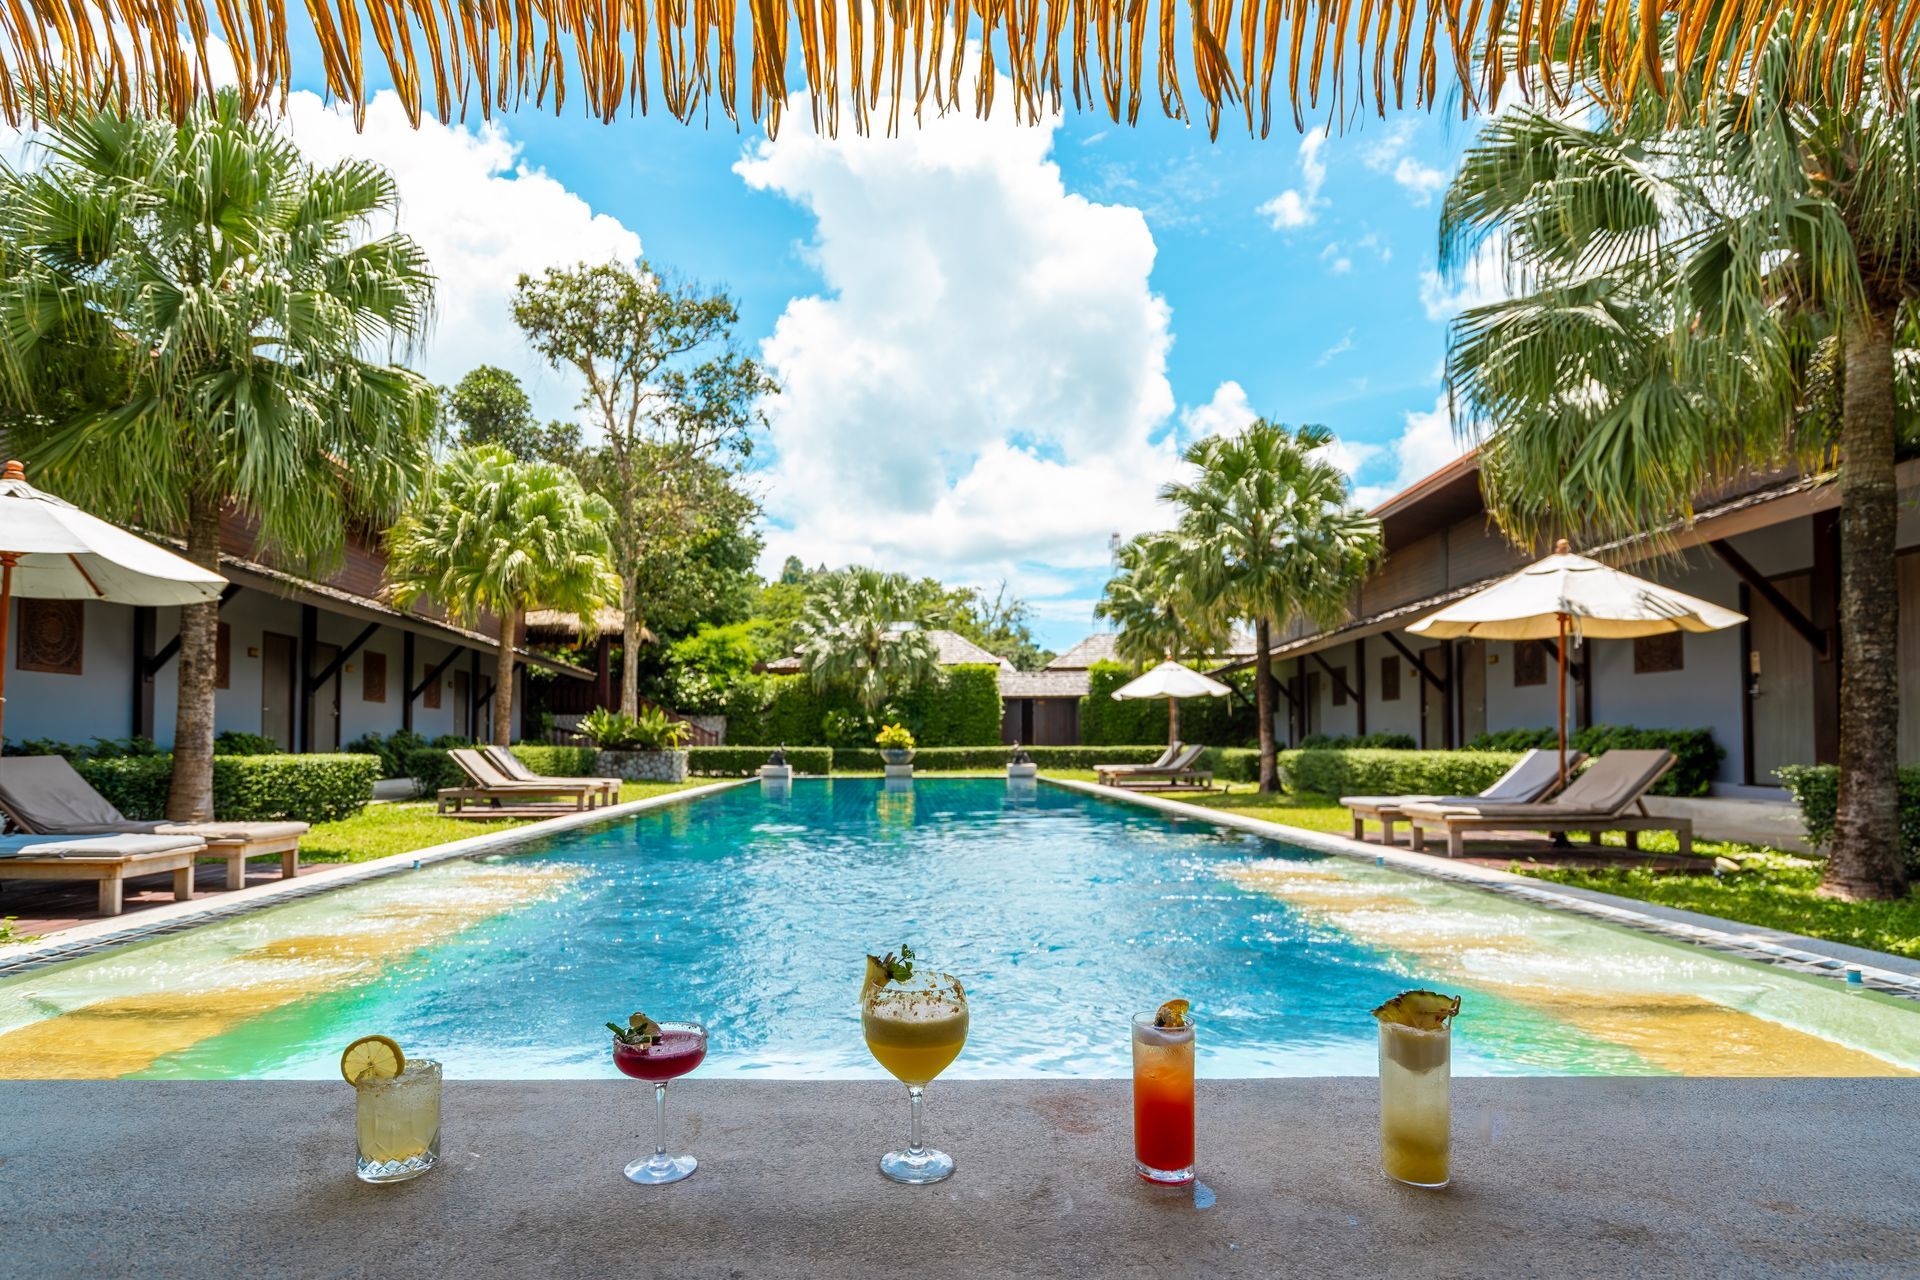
[1132,1012,1195,1184]
[1379,1019,1450,1188]
[355,1058,442,1184]
[862,970,969,1184]
[613,1021,709,1185]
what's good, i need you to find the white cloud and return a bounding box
[1257,132,1329,230]
[1418,238,1510,322]
[1320,242,1353,274]
[1363,118,1449,206]
[1393,156,1449,205]
[1347,394,1471,509]
[278,91,643,419]
[1180,380,1259,441]
[1316,330,1355,366]
[738,76,1186,601]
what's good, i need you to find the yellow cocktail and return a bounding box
[1373,990,1461,1189]
[862,948,968,1184]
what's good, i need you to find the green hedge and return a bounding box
[1299,732,1417,749]
[1466,725,1722,797]
[511,744,600,777]
[1207,747,1262,783]
[724,665,1006,747]
[1077,662,1257,747]
[1779,765,1920,876]
[78,753,381,823]
[1275,749,1525,799]
[685,746,835,776]
[399,747,467,796]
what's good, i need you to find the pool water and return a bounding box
[2,778,1916,1079]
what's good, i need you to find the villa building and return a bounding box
[1216,455,1920,796]
[1,511,590,752]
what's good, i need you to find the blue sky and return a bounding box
[258,42,1499,652]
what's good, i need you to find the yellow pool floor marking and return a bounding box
[1224,862,1918,1077]
[0,862,580,1079]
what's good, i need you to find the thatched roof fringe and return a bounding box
[1,0,1911,133]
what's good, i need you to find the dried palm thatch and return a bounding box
[0,1,1913,136]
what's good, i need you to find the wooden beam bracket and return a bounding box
[409,648,464,704]
[305,622,382,696]
[1708,540,1829,658]
[142,584,242,676]
[1382,631,1449,694]
[1308,651,1362,707]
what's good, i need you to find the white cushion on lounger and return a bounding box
[0,833,203,859]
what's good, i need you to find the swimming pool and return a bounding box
[2,777,1916,1078]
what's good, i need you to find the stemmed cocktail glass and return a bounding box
[610,1015,708,1185]
[861,948,968,1184]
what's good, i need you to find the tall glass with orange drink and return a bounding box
[1131,999,1195,1184]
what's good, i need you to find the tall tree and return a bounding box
[385,446,617,746]
[446,365,583,464]
[1440,30,1920,898]
[1097,531,1221,745]
[511,261,775,716]
[0,91,437,819]
[794,568,938,714]
[1162,422,1382,792]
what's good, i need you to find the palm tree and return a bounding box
[1162,422,1382,792]
[385,447,618,747]
[0,91,437,819]
[1098,531,1223,747]
[794,568,938,715]
[1439,29,1919,899]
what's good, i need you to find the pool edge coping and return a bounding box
[1043,776,1920,1002]
[0,778,753,977]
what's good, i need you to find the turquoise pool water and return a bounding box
[3,778,1918,1078]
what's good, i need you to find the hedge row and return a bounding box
[77,754,381,823]
[1078,662,1257,747]
[1779,765,1920,877]
[503,743,1176,777]
[1275,749,1526,799]
[1466,725,1722,797]
[724,665,1006,747]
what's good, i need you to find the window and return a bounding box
[215,623,231,690]
[423,669,442,709]
[1379,655,1401,702]
[17,599,83,674]
[1512,642,1546,688]
[363,650,388,703]
[1330,666,1348,706]
[1634,632,1684,674]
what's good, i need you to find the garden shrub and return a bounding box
[1077,662,1256,747]
[9,735,162,762]
[1206,747,1262,783]
[1464,724,1722,797]
[726,666,1006,747]
[346,729,433,779]
[511,744,601,777]
[1299,732,1416,750]
[686,746,835,775]
[396,735,476,796]
[212,731,279,756]
[1778,764,1920,877]
[78,753,380,823]
[1275,749,1525,799]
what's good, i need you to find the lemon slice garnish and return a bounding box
[340,1034,406,1085]
[1371,990,1461,1030]
[1154,998,1191,1028]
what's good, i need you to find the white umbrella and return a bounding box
[0,460,227,743]
[1112,659,1232,748]
[1407,539,1744,783]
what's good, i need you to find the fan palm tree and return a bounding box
[1098,531,1224,747]
[794,568,938,714]
[0,90,438,819]
[1439,27,1920,898]
[1162,421,1383,792]
[385,447,618,747]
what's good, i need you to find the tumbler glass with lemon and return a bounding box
[341,1034,441,1184]
[861,945,968,1184]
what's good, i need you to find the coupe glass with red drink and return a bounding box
[1132,999,1195,1184]
[609,1012,708,1184]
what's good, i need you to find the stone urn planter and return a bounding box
[595,749,690,783]
[879,748,915,768]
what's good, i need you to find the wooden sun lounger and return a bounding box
[0,834,204,916]
[439,750,605,815]
[1096,746,1206,787]
[1341,749,1583,845]
[481,746,619,805]
[1401,750,1689,859]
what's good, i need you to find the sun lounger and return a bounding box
[0,832,205,916]
[481,745,618,806]
[0,756,306,890]
[1096,744,1212,790]
[1341,749,1583,845]
[1092,743,1184,783]
[1400,750,1688,858]
[439,749,606,816]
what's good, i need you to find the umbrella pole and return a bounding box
[1556,612,1568,788]
[1168,695,1180,749]
[0,552,15,749]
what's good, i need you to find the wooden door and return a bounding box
[1457,639,1487,743]
[1749,574,1816,783]
[310,642,341,752]
[261,632,296,751]
[453,669,471,740]
[1419,645,1449,748]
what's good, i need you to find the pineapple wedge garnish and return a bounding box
[1371,990,1461,1031]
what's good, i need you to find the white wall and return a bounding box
[1,598,137,744]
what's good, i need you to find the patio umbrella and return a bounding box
[0,460,227,744]
[1406,539,1744,785]
[1112,659,1232,748]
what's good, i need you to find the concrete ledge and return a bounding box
[2,1078,1914,1278]
[1644,794,1810,852]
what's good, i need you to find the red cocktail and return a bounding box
[609,1016,707,1185]
[613,1028,707,1081]
[1132,1006,1195,1184]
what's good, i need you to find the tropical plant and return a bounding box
[1439,26,1920,898]
[875,723,916,751]
[0,91,438,819]
[1097,531,1227,747]
[511,261,775,716]
[794,569,940,714]
[1161,421,1383,792]
[386,446,618,747]
[446,365,583,464]
[578,706,690,751]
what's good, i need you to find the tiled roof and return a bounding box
[1046,633,1120,669]
[998,669,1091,698]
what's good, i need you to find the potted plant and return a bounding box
[579,707,692,782]
[875,723,916,767]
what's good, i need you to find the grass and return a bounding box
[1044,772,1920,961]
[302,780,708,864]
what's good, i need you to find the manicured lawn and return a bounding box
[1044,771,1920,961]
[302,780,709,864]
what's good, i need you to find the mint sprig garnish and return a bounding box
[608,1011,662,1045]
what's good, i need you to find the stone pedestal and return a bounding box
[883,763,914,782]
[1006,762,1038,780]
[758,764,793,782]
